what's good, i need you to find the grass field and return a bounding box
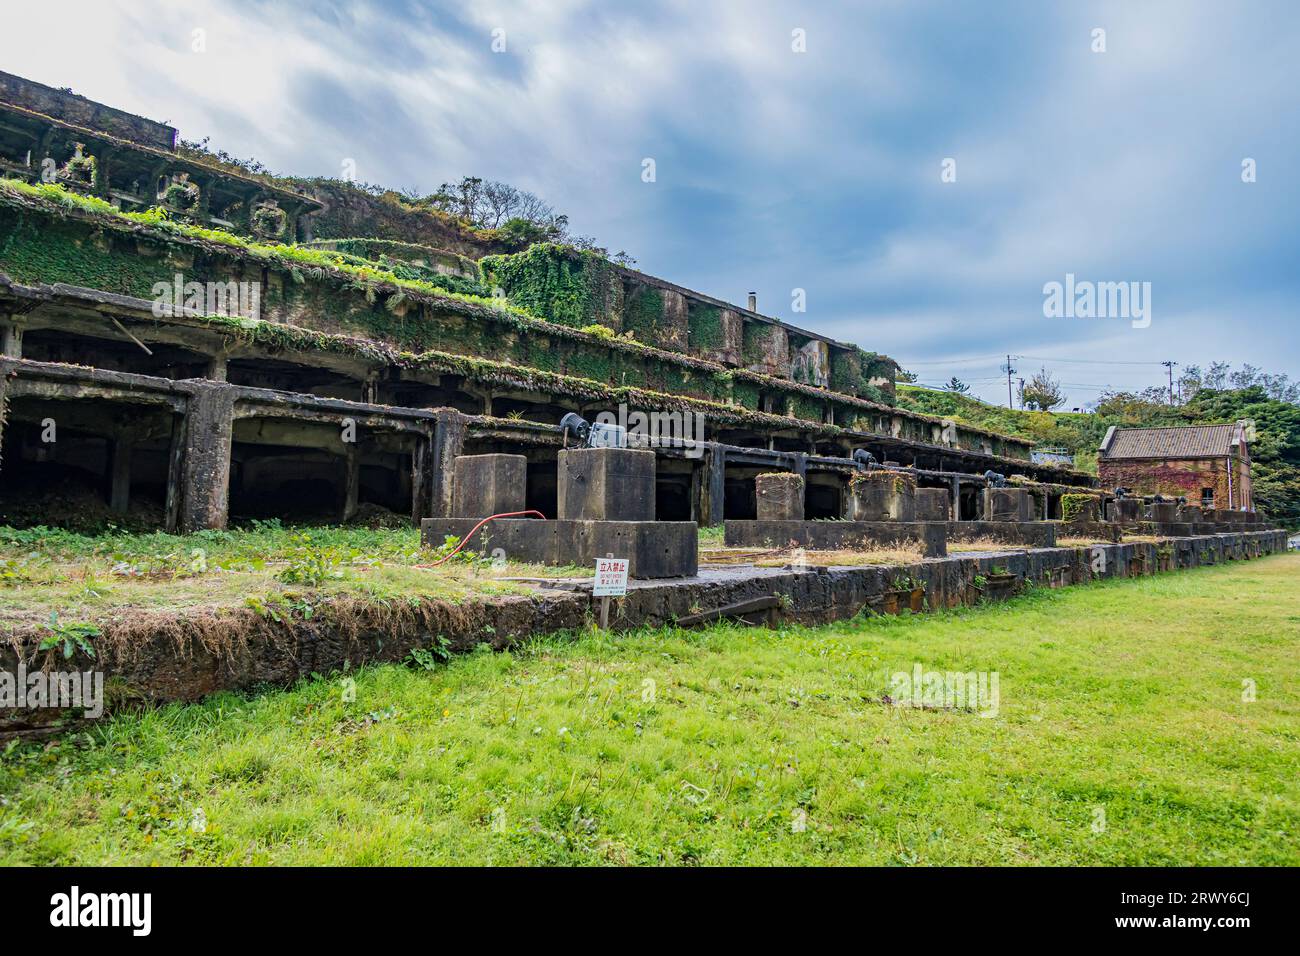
[2,553,1297,866]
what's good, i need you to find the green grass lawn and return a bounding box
[2,554,1297,866]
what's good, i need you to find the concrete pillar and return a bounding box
[983,487,1033,522]
[164,413,186,532]
[342,444,360,522]
[451,454,526,518]
[1,318,23,359]
[409,433,432,526]
[847,471,916,521]
[430,410,466,519]
[177,382,236,532]
[699,444,725,526]
[109,436,132,513]
[949,476,961,520]
[207,352,228,382]
[755,472,804,521]
[558,447,656,521]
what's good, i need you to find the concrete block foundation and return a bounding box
[915,488,950,522]
[983,487,1033,522]
[558,447,656,522]
[756,472,805,521]
[723,519,947,558]
[421,517,698,579]
[452,453,525,518]
[847,471,916,521]
[946,521,1058,548]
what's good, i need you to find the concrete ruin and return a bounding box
[2,73,1278,560]
[421,447,697,578]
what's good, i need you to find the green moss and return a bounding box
[688,304,724,352]
[0,180,1046,468]
[622,284,664,343]
[1061,493,1098,523]
[480,243,618,329]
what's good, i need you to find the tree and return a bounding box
[1179,363,1299,405]
[896,368,919,384]
[1019,367,1065,411]
[1187,385,1300,527]
[943,376,970,394]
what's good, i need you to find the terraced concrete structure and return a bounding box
[0,76,1095,532]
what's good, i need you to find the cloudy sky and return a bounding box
[4,0,1296,408]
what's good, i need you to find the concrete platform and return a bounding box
[945,520,1058,548]
[421,517,698,578]
[1055,521,1122,542]
[723,519,947,558]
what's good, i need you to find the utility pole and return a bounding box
[1162,360,1178,405]
[1003,354,1017,409]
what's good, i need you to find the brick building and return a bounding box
[1098,422,1255,511]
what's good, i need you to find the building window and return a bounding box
[1201,488,1215,508]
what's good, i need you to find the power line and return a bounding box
[902,353,1170,368]
[1019,355,1170,367]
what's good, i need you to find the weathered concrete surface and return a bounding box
[945,520,1058,548]
[1056,521,1122,543]
[724,518,947,558]
[421,517,698,579]
[984,487,1033,522]
[915,488,950,522]
[1107,498,1144,523]
[1147,501,1180,523]
[1063,496,1101,523]
[756,472,805,521]
[452,453,526,518]
[847,471,917,521]
[557,447,656,522]
[1,530,1285,731]
[179,382,236,532]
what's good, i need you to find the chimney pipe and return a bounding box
[747,292,757,312]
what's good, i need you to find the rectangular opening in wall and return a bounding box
[655,459,695,521]
[229,416,348,522]
[0,396,174,530]
[723,465,761,519]
[805,473,841,519]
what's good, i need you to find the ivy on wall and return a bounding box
[0,179,1039,463]
[480,243,619,330]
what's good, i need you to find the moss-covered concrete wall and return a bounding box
[0,189,1033,460]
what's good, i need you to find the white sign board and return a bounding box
[593,557,629,597]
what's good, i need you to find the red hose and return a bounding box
[426,510,547,566]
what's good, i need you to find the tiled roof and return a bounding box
[1101,424,1242,459]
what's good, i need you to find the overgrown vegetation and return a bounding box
[1,556,1295,865]
[0,522,576,632]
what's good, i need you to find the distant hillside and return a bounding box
[897,384,1300,527]
[896,386,1110,472]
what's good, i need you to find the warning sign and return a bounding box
[593,557,629,597]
